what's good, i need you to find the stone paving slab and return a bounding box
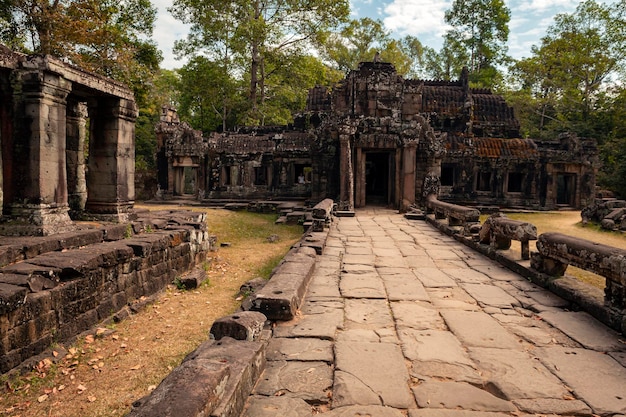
[441,310,523,349]
[398,328,482,384]
[334,341,414,408]
[391,301,446,330]
[468,347,570,400]
[412,380,516,412]
[266,338,333,362]
[460,283,520,309]
[538,346,626,415]
[253,360,332,403]
[339,272,386,298]
[381,274,430,301]
[326,405,405,416]
[413,267,457,288]
[539,310,626,351]
[409,410,514,417]
[241,396,314,417]
[443,268,491,284]
[344,298,395,331]
[428,288,480,311]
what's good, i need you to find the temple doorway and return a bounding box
[556,173,577,206]
[365,152,391,205]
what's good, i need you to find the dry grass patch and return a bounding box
[0,206,302,417]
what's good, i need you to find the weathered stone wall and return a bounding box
[0,210,211,373]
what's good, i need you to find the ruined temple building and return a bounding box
[156,61,598,212]
[0,45,137,235]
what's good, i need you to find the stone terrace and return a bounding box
[240,208,626,417]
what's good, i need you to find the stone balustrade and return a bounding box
[425,196,480,231]
[479,214,537,260]
[531,232,626,310]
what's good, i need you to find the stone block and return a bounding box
[177,268,208,290]
[210,311,267,341]
[127,359,230,417]
[0,283,28,315]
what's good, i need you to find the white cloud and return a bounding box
[383,0,451,37]
[514,0,576,13]
[152,0,190,69]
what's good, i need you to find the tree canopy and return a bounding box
[170,0,350,125]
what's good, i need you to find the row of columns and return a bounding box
[0,67,137,235]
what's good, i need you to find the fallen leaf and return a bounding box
[112,335,119,340]
[69,348,77,355]
[130,365,141,370]
[37,394,48,403]
[96,328,107,337]
[84,335,94,344]
[77,384,87,393]
[52,351,59,357]
[87,395,96,402]
[147,385,157,392]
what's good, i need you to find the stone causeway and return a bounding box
[129,207,626,417]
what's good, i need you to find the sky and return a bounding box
[152,0,604,70]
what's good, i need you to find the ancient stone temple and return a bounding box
[0,46,137,235]
[157,61,598,211]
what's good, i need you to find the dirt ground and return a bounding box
[0,206,302,417]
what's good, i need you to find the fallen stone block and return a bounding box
[177,268,208,290]
[249,253,316,321]
[210,311,267,341]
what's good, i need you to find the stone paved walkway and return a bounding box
[242,208,626,417]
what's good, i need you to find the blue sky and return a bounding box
[153,0,604,70]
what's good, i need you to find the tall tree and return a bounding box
[444,0,510,88]
[170,0,350,126]
[511,0,626,135]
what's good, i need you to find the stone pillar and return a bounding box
[66,100,87,216]
[401,141,417,212]
[339,134,354,210]
[355,147,365,208]
[2,70,76,235]
[85,97,137,222]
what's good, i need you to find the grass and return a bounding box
[0,206,302,417]
[482,211,626,288]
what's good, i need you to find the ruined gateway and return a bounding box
[158,61,598,212]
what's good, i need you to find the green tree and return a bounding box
[511,0,626,136]
[444,0,510,88]
[421,37,469,81]
[170,0,350,125]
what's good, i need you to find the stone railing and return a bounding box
[425,196,480,232]
[479,214,537,260]
[531,232,626,310]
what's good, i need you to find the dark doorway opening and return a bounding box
[365,152,390,205]
[557,173,576,206]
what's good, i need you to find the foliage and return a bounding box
[511,0,626,136]
[170,0,350,126]
[443,0,510,88]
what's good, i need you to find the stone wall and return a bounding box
[0,210,212,373]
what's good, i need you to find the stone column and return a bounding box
[66,100,87,215]
[85,97,137,222]
[355,147,365,208]
[2,70,76,235]
[339,134,354,210]
[401,141,417,212]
